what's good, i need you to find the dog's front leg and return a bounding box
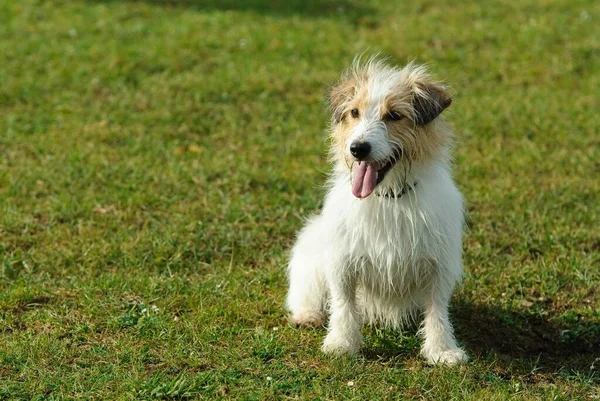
[322,266,362,355]
[419,273,468,365]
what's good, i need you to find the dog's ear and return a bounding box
[328,79,356,123]
[412,83,452,126]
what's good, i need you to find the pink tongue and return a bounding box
[351,162,377,199]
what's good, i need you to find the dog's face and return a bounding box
[329,60,452,198]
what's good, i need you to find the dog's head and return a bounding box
[328,58,453,199]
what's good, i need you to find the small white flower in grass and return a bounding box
[151,305,159,313]
[272,327,278,331]
[581,11,590,21]
[141,308,147,314]
[215,280,228,290]
[173,316,180,322]
[266,376,273,381]
[347,381,354,387]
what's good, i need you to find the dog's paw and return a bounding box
[321,330,362,355]
[422,347,468,366]
[290,309,326,328]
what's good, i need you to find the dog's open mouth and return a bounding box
[351,149,402,199]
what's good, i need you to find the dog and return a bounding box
[285,57,468,365]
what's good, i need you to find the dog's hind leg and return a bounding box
[286,217,328,328]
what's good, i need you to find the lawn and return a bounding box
[0,0,599,399]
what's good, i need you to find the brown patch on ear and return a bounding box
[329,78,357,123]
[412,84,452,126]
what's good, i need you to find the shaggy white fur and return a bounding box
[285,58,468,365]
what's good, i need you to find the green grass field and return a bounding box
[1,0,599,399]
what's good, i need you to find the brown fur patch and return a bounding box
[329,84,367,168]
[384,80,451,164]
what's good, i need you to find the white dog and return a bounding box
[285,58,468,365]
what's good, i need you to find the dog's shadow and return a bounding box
[363,301,599,377]
[452,301,599,374]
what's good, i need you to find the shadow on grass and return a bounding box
[452,301,599,376]
[361,302,599,379]
[84,0,375,22]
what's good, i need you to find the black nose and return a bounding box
[350,141,371,160]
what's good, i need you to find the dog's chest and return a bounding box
[347,200,429,266]
[344,201,436,297]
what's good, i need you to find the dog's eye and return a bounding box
[386,111,403,121]
[350,108,359,118]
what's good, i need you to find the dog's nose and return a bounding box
[350,141,371,160]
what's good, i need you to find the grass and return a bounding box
[0,0,599,399]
